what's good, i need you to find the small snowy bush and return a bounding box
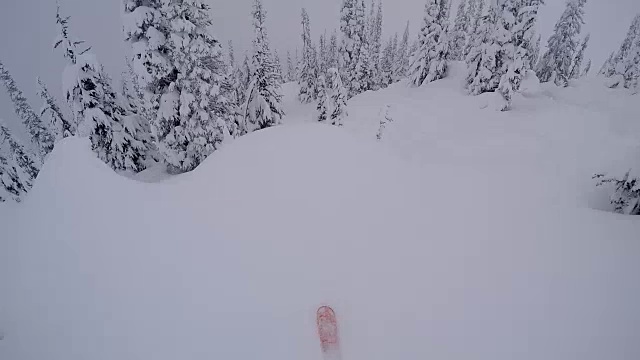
[594,170,640,215]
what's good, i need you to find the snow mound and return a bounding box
[3,77,640,360]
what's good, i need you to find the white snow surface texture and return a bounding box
[2,63,640,360]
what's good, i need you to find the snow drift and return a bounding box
[2,64,640,360]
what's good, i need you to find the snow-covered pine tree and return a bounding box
[228,40,236,69]
[318,68,349,126]
[599,51,615,75]
[273,49,284,84]
[368,0,384,90]
[621,30,640,90]
[495,0,525,111]
[465,1,500,95]
[316,74,328,122]
[380,37,395,86]
[409,0,450,87]
[517,0,545,70]
[494,0,544,110]
[0,61,54,162]
[122,0,173,122]
[339,0,366,97]
[299,8,317,103]
[60,7,149,172]
[570,33,590,79]
[602,14,640,78]
[595,171,640,215]
[393,21,410,81]
[529,32,542,69]
[37,78,74,141]
[450,0,468,61]
[466,0,478,33]
[244,0,285,132]
[328,31,339,70]
[127,0,229,172]
[318,33,328,78]
[536,0,587,87]
[0,120,40,203]
[582,59,591,77]
[354,39,374,93]
[285,51,294,82]
[463,0,485,59]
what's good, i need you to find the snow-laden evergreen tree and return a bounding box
[228,40,236,69]
[317,68,348,126]
[243,0,285,132]
[60,8,149,172]
[466,0,479,33]
[122,0,173,122]
[339,0,366,97]
[132,0,231,172]
[409,0,451,87]
[450,0,468,61]
[273,49,284,84]
[463,0,485,59]
[0,120,40,203]
[316,74,328,122]
[495,0,526,111]
[465,1,500,95]
[286,51,295,82]
[318,33,328,78]
[582,59,591,77]
[621,31,640,90]
[595,171,640,215]
[328,31,340,70]
[536,0,587,87]
[367,0,384,90]
[517,0,545,70]
[37,78,74,141]
[599,51,615,75]
[354,40,374,93]
[299,8,317,103]
[570,33,590,79]
[0,61,54,162]
[529,33,542,69]
[602,14,640,78]
[380,37,395,86]
[393,22,410,81]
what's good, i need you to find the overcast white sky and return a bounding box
[1,0,639,137]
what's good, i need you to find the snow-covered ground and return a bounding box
[2,63,640,360]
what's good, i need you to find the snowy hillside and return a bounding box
[2,63,640,360]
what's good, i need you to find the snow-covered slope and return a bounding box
[2,65,640,360]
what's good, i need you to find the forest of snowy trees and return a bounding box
[1,0,640,211]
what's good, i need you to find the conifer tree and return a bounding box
[465,1,500,95]
[317,68,348,126]
[273,49,284,84]
[570,33,590,79]
[37,78,74,141]
[450,0,468,60]
[380,37,395,86]
[328,31,340,70]
[582,59,591,77]
[393,22,411,81]
[299,8,317,103]
[602,14,640,77]
[339,0,366,97]
[0,120,40,203]
[529,33,542,69]
[286,51,295,82]
[61,5,150,172]
[409,0,450,87]
[354,40,374,92]
[244,0,285,132]
[0,61,54,162]
[599,51,615,75]
[536,0,587,87]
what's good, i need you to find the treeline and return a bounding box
[2,0,640,206]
